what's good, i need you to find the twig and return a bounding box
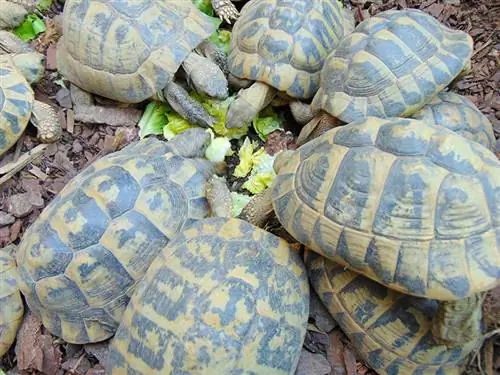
[0,144,48,186]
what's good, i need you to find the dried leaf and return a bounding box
[327,331,347,375]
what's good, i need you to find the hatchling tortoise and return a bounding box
[106,217,310,375]
[305,251,482,375]
[0,0,38,29]
[0,245,24,357]
[56,0,229,128]
[240,116,500,346]
[224,0,355,129]
[0,31,62,158]
[296,8,474,145]
[409,91,496,152]
[12,128,232,345]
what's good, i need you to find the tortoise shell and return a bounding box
[271,117,500,301]
[106,217,309,375]
[305,251,481,375]
[15,136,218,344]
[410,91,496,151]
[228,0,354,99]
[0,248,24,357]
[311,8,474,123]
[56,0,217,103]
[0,55,34,157]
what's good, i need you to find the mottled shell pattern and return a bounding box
[0,55,34,157]
[107,217,310,375]
[311,8,474,123]
[15,137,217,344]
[271,117,500,301]
[410,91,496,152]
[228,0,354,99]
[0,249,24,357]
[305,251,481,375]
[56,0,217,103]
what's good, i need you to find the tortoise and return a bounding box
[240,116,500,346]
[409,91,496,152]
[106,217,310,375]
[305,250,482,375]
[296,8,474,145]
[0,31,62,158]
[0,245,24,357]
[0,0,38,29]
[56,0,230,128]
[224,0,355,129]
[11,128,233,345]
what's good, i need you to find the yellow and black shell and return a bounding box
[271,117,500,301]
[0,55,34,157]
[106,217,310,375]
[228,0,354,99]
[0,248,24,357]
[15,136,218,344]
[311,9,474,123]
[410,91,496,152]
[56,0,217,103]
[305,251,481,375]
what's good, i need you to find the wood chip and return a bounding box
[327,331,347,375]
[28,165,48,181]
[67,109,75,134]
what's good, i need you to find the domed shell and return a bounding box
[106,217,310,375]
[305,251,481,375]
[0,56,34,157]
[15,137,217,344]
[0,248,24,357]
[312,8,474,123]
[228,0,354,99]
[56,0,217,103]
[410,91,495,151]
[271,117,500,301]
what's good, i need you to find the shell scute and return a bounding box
[306,253,481,374]
[16,137,217,343]
[312,9,473,122]
[273,117,500,300]
[106,217,309,374]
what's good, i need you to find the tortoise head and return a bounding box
[10,52,45,84]
[166,128,212,159]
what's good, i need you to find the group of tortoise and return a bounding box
[0,0,499,374]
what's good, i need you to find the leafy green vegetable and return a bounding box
[252,106,283,141]
[230,192,252,217]
[209,29,231,55]
[233,137,258,178]
[138,101,169,139]
[37,0,53,11]
[242,151,276,194]
[13,14,46,41]
[193,0,215,16]
[190,93,249,140]
[205,130,233,163]
[163,112,195,140]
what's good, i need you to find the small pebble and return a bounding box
[7,193,33,218]
[0,211,15,227]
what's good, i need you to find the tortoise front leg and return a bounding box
[211,0,239,24]
[163,81,216,128]
[30,100,62,143]
[431,293,484,347]
[238,188,274,228]
[206,175,233,218]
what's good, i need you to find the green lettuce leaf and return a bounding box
[209,29,231,55]
[138,101,169,139]
[13,14,46,41]
[163,112,196,140]
[230,192,252,217]
[252,106,283,141]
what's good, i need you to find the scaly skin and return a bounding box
[0,1,28,29]
[30,100,63,143]
[225,81,277,128]
[211,0,240,24]
[195,40,229,76]
[182,51,228,100]
[163,81,216,128]
[206,175,233,218]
